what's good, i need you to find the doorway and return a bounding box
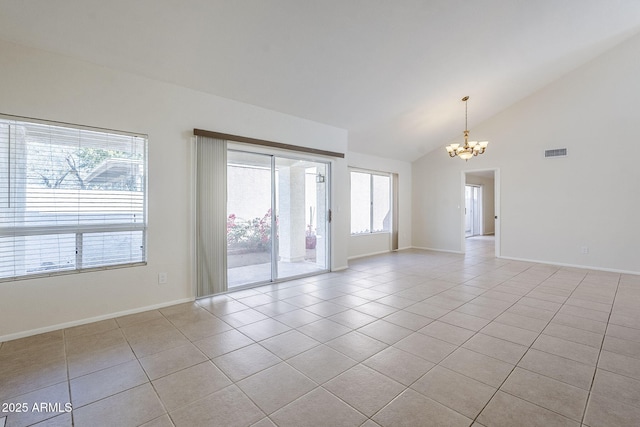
[463,169,500,257]
[226,150,330,288]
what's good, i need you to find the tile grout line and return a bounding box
[132,313,173,427]
[63,328,74,426]
[336,254,504,419]
[223,255,502,425]
[469,267,600,425]
[356,263,549,425]
[514,271,620,423]
[255,261,612,424]
[323,259,567,424]
[579,273,622,426]
[467,264,558,425]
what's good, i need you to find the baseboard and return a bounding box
[0,297,194,343]
[498,255,640,276]
[411,246,464,255]
[348,249,392,261]
[331,265,349,272]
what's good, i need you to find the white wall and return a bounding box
[0,39,348,340]
[413,33,640,273]
[349,233,392,259]
[347,152,412,259]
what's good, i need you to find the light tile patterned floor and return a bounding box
[1,237,640,426]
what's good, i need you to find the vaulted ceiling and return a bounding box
[1,0,639,161]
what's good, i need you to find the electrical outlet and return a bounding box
[581,246,589,254]
[158,272,168,284]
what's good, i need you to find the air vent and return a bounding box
[544,148,567,158]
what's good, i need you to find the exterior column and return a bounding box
[277,165,306,262]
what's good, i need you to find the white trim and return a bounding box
[331,265,349,271]
[494,169,501,258]
[460,171,466,253]
[0,297,194,343]
[498,255,640,276]
[348,249,391,261]
[348,166,392,177]
[411,246,464,255]
[0,112,147,138]
[350,231,392,237]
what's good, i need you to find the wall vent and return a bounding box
[544,148,567,158]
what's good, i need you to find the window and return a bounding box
[350,170,390,234]
[0,115,147,280]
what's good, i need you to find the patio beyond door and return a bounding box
[227,151,329,288]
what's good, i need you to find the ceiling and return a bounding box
[1,0,640,161]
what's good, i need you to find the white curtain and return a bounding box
[195,136,227,297]
[392,173,399,251]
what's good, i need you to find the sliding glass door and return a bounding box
[226,151,273,287]
[227,150,329,288]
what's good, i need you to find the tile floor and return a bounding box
[1,237,640,426]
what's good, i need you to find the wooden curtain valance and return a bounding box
[193,129,345,158]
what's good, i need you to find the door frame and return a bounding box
[461,168,500,257]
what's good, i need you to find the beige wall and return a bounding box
[0,39,349,340]
[413,33,640,273]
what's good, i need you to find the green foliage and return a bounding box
[76,147,111,170]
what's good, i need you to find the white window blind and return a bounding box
[194,135,227,297]
[0,115,147,281]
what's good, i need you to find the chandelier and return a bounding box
[445,96,488,160]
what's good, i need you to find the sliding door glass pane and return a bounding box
[275,158,328,280]
[227,151,272,288]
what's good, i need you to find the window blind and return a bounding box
[0,115,147,280]
[194,135,227,297]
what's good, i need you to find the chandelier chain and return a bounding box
[462,95,470,131]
